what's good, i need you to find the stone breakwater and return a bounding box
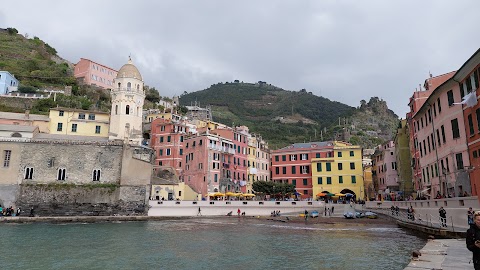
[404,239,473,270]
[0,215,183,223]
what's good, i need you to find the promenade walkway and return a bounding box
[404,239,473,270]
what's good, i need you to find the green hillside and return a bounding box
[179,82,356,149]
[0,27,75,88]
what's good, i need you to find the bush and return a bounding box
[18,86,37,93]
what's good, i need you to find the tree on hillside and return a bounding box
[145,87,160,103]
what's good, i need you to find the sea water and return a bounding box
[0,218,426,270]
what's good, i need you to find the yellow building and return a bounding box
[151,182,200,201]
[363,165,374,200]
[49,107,110,137]
[247,135,257,193]
[312,141,365,200]
[145,111,181,123]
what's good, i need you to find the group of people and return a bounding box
[467,209,480,269]
[271,210,281,217]
[324,206,334,216]
[0,205,20,217]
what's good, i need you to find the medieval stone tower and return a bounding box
[109,57,145,145]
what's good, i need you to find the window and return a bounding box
[57,168,66,181]
[290,155,297,161]
[317,177,323,184]
[327,177,332,184]
[180,136,184,142]
[57,123,63,132]
[79,113,85,119]
[167,136,171,142]
[300,165,309,174]
[282,167,286,174]
[338,152,342,157]
[179,149,183,155]
[71,124,77,132]
[275,156,279,162]
[214,174,218,182]
[92,169,101,181]
[88,114,95,120]
[339,176,343,184]
[351,176,356,183]
[441,125,446,143]
[303,179,307,186]
[451,118,460,139]
[350,162,355,170]
[301,154,308,160]
[468,114,475,136]
[3,150,11,167]
[24,167,34,179]
[447,90,454,106]
[437,98,442,113]
[126,105,130,115]
[282,155,286,161]
[350,151,354,157]
[476,108,480,134]
[166,149,171,156]
[303,190,308,195]
[338,163,343,170]
[316,163,322,172]
[326,163,331,171]
[456,153,464,170]
[59,111,64,116]
[95,126,101,134]
[436,129,441,146]
[291,166,296,174]
[159,149,163,156]
[275,167,279,174]
[292,179,296,186]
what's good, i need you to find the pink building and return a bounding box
[150,118,189,177]
[182,133,236,196]
[211,127,249,193]
[372,141,398,200]
[74,58,118,89]
[407,72,455,194]
[412,74,470,198]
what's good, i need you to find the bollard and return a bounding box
[450,216,455,232]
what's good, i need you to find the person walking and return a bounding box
[237,208,241,217]
[197,207,202,216]
[469,207,475,226]
[467,212,480,269]
[439,207,447,227]
[304,210,309,221]
[331,206,335,215]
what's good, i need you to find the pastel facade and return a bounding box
[454,48,480,197]
[372,141,399,200]
[182,133,236,196]
[0,71,18,95]
[271,141,335,199]
[412,75,470,198]
[151,182,199,201]
[150,118,189,176]
[311,142,364,200]
[246,134,270,194]
[49,107,109,137]
[109,58,145,145]
[394,119,414,196]
[0,111,49,133]
[74,58,117,89]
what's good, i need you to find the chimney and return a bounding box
[25,110,30,119]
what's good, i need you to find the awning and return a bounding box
[335,193,346,197]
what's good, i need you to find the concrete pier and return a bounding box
[404,239,473,270]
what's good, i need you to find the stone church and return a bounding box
[0,58,154,216]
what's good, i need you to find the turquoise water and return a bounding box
[0,218,425,270]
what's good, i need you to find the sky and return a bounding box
[2,0,480,116]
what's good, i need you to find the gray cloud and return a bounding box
[3,0,480,116]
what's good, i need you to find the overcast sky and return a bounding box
[2,1,479,116]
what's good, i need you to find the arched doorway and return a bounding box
[340,189,356,201]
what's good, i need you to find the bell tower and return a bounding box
[109,57,145,145]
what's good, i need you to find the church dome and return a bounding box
[116,58,142,81]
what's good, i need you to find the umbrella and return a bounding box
[241,194,255,197]
[225,192,239,197]
[317,193,327,197]
[335,193,346,197]
[345,193,354,197]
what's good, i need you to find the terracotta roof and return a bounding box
[0,111,49,122]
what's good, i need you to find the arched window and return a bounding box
[137,85,140,90]
[118,82,121,88]
[127,82,131,91]
[11,132,22,137]
[57,168,66,181]
[126,105,130,115]
[115,105,118,115]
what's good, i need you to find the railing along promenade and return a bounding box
[362,197,479,236]
[148,200,325,217]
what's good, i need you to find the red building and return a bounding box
[454,49,480,197]
[271,142,334,199]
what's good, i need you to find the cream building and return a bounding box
[49,107,109,137]
[109,58,145,145]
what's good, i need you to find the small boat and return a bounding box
[365,211,378,219]
[344,212,355,219]
[355,212,365,218]
[310,210,319,218]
